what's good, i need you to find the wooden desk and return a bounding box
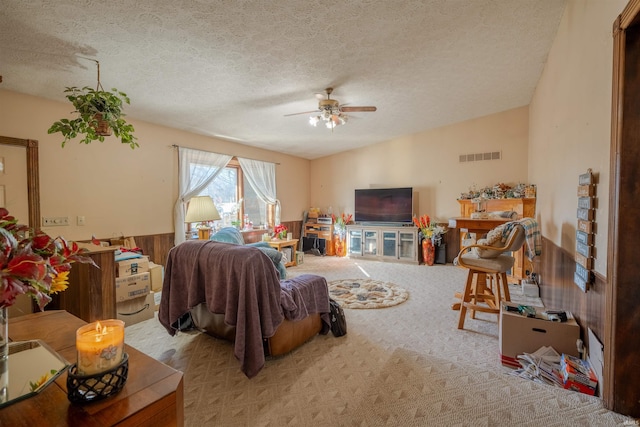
[267,238,299,267]
[448,217,530,282]
[449,217,511,238]
[3,311,184,427]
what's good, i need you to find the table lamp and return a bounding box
[185,195,220,240]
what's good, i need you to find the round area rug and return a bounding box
[328,279,409,309]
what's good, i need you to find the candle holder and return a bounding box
[67,353,129,404]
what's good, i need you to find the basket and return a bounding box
[67,353,128,404]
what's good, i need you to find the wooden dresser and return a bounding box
[2,311,184,426]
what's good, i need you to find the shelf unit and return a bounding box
[303,220,334,256]
[346,224,418,264]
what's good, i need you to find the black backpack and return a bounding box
[329,298,347,337]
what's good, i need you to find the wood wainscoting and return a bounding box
[130,223,303,268]
[128,232,175,267]
[538,237,606,344]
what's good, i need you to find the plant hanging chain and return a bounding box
[47,59,139,149]
[95,60,104,92]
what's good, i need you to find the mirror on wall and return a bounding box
[0,136,40,229]
[0,136,40,317]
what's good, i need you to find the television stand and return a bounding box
[346,224,418,264]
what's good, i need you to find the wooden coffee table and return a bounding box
[2,310,183,426]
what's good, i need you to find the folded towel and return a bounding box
[518,218,542,260]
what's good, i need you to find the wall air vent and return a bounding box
[459,151,501,163]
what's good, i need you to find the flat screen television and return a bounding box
[354,187,413,223]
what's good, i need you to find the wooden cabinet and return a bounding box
[304,221,334,256]
[347,225,418,264]
[48,244,117,323]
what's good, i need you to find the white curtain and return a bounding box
[174,147,232,245]
[237,157,280,225]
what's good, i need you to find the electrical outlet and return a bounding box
[42,216,69,226]
[77,216,86,226]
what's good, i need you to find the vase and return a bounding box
[334,235,347,257]
[422,239,435,266]
[0,307,8,404]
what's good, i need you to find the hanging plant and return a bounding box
[47,61,138,149]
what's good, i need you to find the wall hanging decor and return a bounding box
[47,60,138,149]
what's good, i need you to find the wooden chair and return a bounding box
[452,223,526,329]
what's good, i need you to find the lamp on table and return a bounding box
[185,195,220,240]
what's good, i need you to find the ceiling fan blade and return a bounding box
[284,110,320,117]
[340,106,377,113]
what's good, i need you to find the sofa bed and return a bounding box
[159,238,331,378]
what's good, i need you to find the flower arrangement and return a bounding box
[273,224,288,240]
[458,182,535,200]
[332,213,353,238]
[413,214,447,245]
[0,208,95,310]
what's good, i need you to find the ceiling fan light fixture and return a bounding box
[309,116,320,126]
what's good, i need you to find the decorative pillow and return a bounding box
[472,224,507,259]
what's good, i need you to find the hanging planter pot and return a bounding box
[48,61,138,149]
[92,113,112,136]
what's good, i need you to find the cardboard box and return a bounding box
[117,292,154,326]
[115,272,150,302]
[148,262,164,292]
[499,302,580,367]
[116,256,149,277]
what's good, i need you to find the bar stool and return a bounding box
[452,223,526,329]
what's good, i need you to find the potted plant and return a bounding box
[48,86,138,149]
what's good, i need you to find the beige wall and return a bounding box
[310,106,530,222]
[528,0,626,275]
[0,89,310,241]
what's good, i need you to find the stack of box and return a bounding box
[115,255,153,326]
[559,353,598,395]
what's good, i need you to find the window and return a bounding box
[198,158,274,229]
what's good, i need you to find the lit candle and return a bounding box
[76,319,125,376]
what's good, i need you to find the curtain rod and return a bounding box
[170,144,280,165]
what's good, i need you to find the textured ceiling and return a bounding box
[0,0,566,159]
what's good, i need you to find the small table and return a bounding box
[267,238,299,267]
[3,311,184,426]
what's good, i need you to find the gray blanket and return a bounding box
[159,240,330,378]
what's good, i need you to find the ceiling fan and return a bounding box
[285,87,377,129]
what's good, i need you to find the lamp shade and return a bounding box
[185,196,221,223]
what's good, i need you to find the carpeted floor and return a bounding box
[125,256,636,426]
